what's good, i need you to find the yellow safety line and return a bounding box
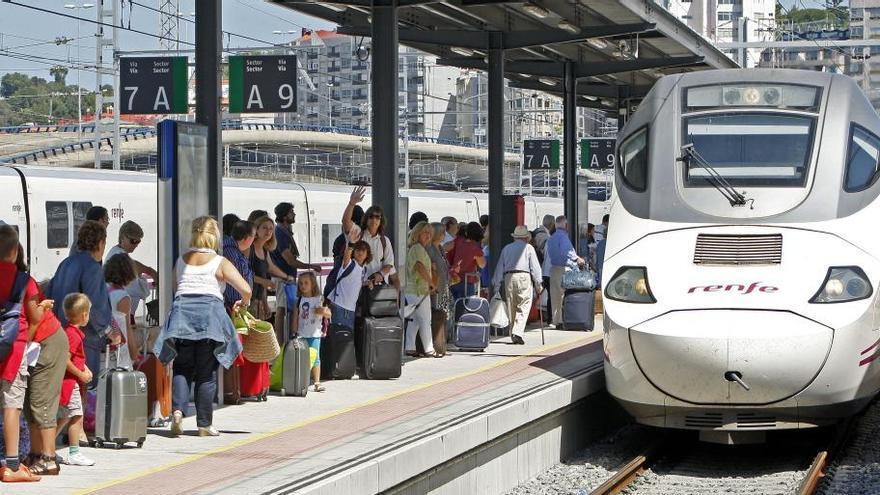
[77,332,599,494]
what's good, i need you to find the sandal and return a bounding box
[314,383,326,392]
[28,456,60,476]
[421,351,437,358]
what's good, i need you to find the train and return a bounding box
[0,165,610,283]
[602,69,880,443]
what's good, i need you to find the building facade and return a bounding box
[662,0,776,67]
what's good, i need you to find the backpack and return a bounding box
[322,260,357,301]
[0,271,29,361]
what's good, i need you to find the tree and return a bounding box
[50,66,68,85]
[1,72,31,98]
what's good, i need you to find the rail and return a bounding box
[0,121,518,165]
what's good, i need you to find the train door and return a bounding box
[35,200,93,281]
[0,168,28,258]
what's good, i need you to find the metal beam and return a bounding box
[487,31,505,284]
[339,23,653,50]
[195,0,222,219]
[372,1,399,248]
[502,23,655,49]
[563,61,578,247]
[438,56,702,78]
[509,79,652,99]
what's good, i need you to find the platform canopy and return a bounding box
[272,0,739,111]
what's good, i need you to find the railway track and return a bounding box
[590,423,854,495]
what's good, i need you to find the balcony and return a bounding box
[328,66,341,73]
[307,95,319,103]
[353,63,368,71]
[353,92,367,100]
[352,78,367,86]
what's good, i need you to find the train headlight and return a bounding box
[809,267,873,304]
[605,267,656,304]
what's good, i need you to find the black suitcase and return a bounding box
[321,324,356,380]
[562,289,595,331]
[358,284,399,318]
[357,316,403,379]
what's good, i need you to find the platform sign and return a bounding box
[228,55,297,113]
[523,139,560,170]
[580,138,616,169]
[120,57,188,114]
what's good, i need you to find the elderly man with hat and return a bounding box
[492,225,543,345]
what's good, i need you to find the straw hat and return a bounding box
[511,225,531,239]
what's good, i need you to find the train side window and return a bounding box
[322,224,342,258]
[72,202,93,234]
[46,201,69,249]
[845,125,880,192]
[619,127,648,192]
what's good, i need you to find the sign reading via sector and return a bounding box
[523,139,560,170]
[120,57,188,115]
[229,55,297,113]
[580,138,616,169]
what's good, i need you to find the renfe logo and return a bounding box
[687,282,778,295]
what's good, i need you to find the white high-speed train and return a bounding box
[603,69,880,443]
[0,165,609,282]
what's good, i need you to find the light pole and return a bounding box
[327,82,334,128]
[64,2,94,140]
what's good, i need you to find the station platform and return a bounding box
[16,322,607,495]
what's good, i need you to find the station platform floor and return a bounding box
[16,322,605,495]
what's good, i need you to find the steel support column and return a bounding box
[487,32,505,283]
[371,0,399,247]
[195,0,223,219]
[563,61,578,246]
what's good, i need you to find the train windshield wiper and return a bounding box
[679,144,752,208]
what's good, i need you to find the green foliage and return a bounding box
[0,71,96,126]
[776,1,849,27]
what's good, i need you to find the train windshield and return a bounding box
[684,113,815,187]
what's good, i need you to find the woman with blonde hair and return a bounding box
[404,221,436,358]
[241,215,292,401]
[153,216,252,438]
[426,222,451,356]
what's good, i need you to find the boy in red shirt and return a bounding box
[56,293,94,467]
[0,226,53,483]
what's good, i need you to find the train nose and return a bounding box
[629,310,833,404]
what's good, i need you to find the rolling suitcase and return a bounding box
[93,347,148,449]
[223,365,242,405]
[321,324,356,380]
[453,276,490,351]
[270,298,310,397]
[358,284,399,318]
[273,337,310,396]
[563,289,596,331]
[137,353,171,426]
[358,316,403,379]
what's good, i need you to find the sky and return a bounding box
[0,0,335,82]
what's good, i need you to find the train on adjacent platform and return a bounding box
[0,165,609,282]
[602,69,880,443]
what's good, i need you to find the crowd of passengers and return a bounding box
[0,189,607,483]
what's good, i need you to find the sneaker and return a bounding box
[511,335,525,345]
[1,465,41,482]
[170,410,184,437]
[27,456,60,476]
[198,425,220,437]
[63,452,96,467]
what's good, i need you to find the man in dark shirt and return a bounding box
[271,202,322,278]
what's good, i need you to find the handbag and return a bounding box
[489,292,509,328]
[562,267,598,291]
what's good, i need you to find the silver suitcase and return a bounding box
[93,347,148,449]
[280,337,310,397]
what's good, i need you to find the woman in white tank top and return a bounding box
[152,216,252,438]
